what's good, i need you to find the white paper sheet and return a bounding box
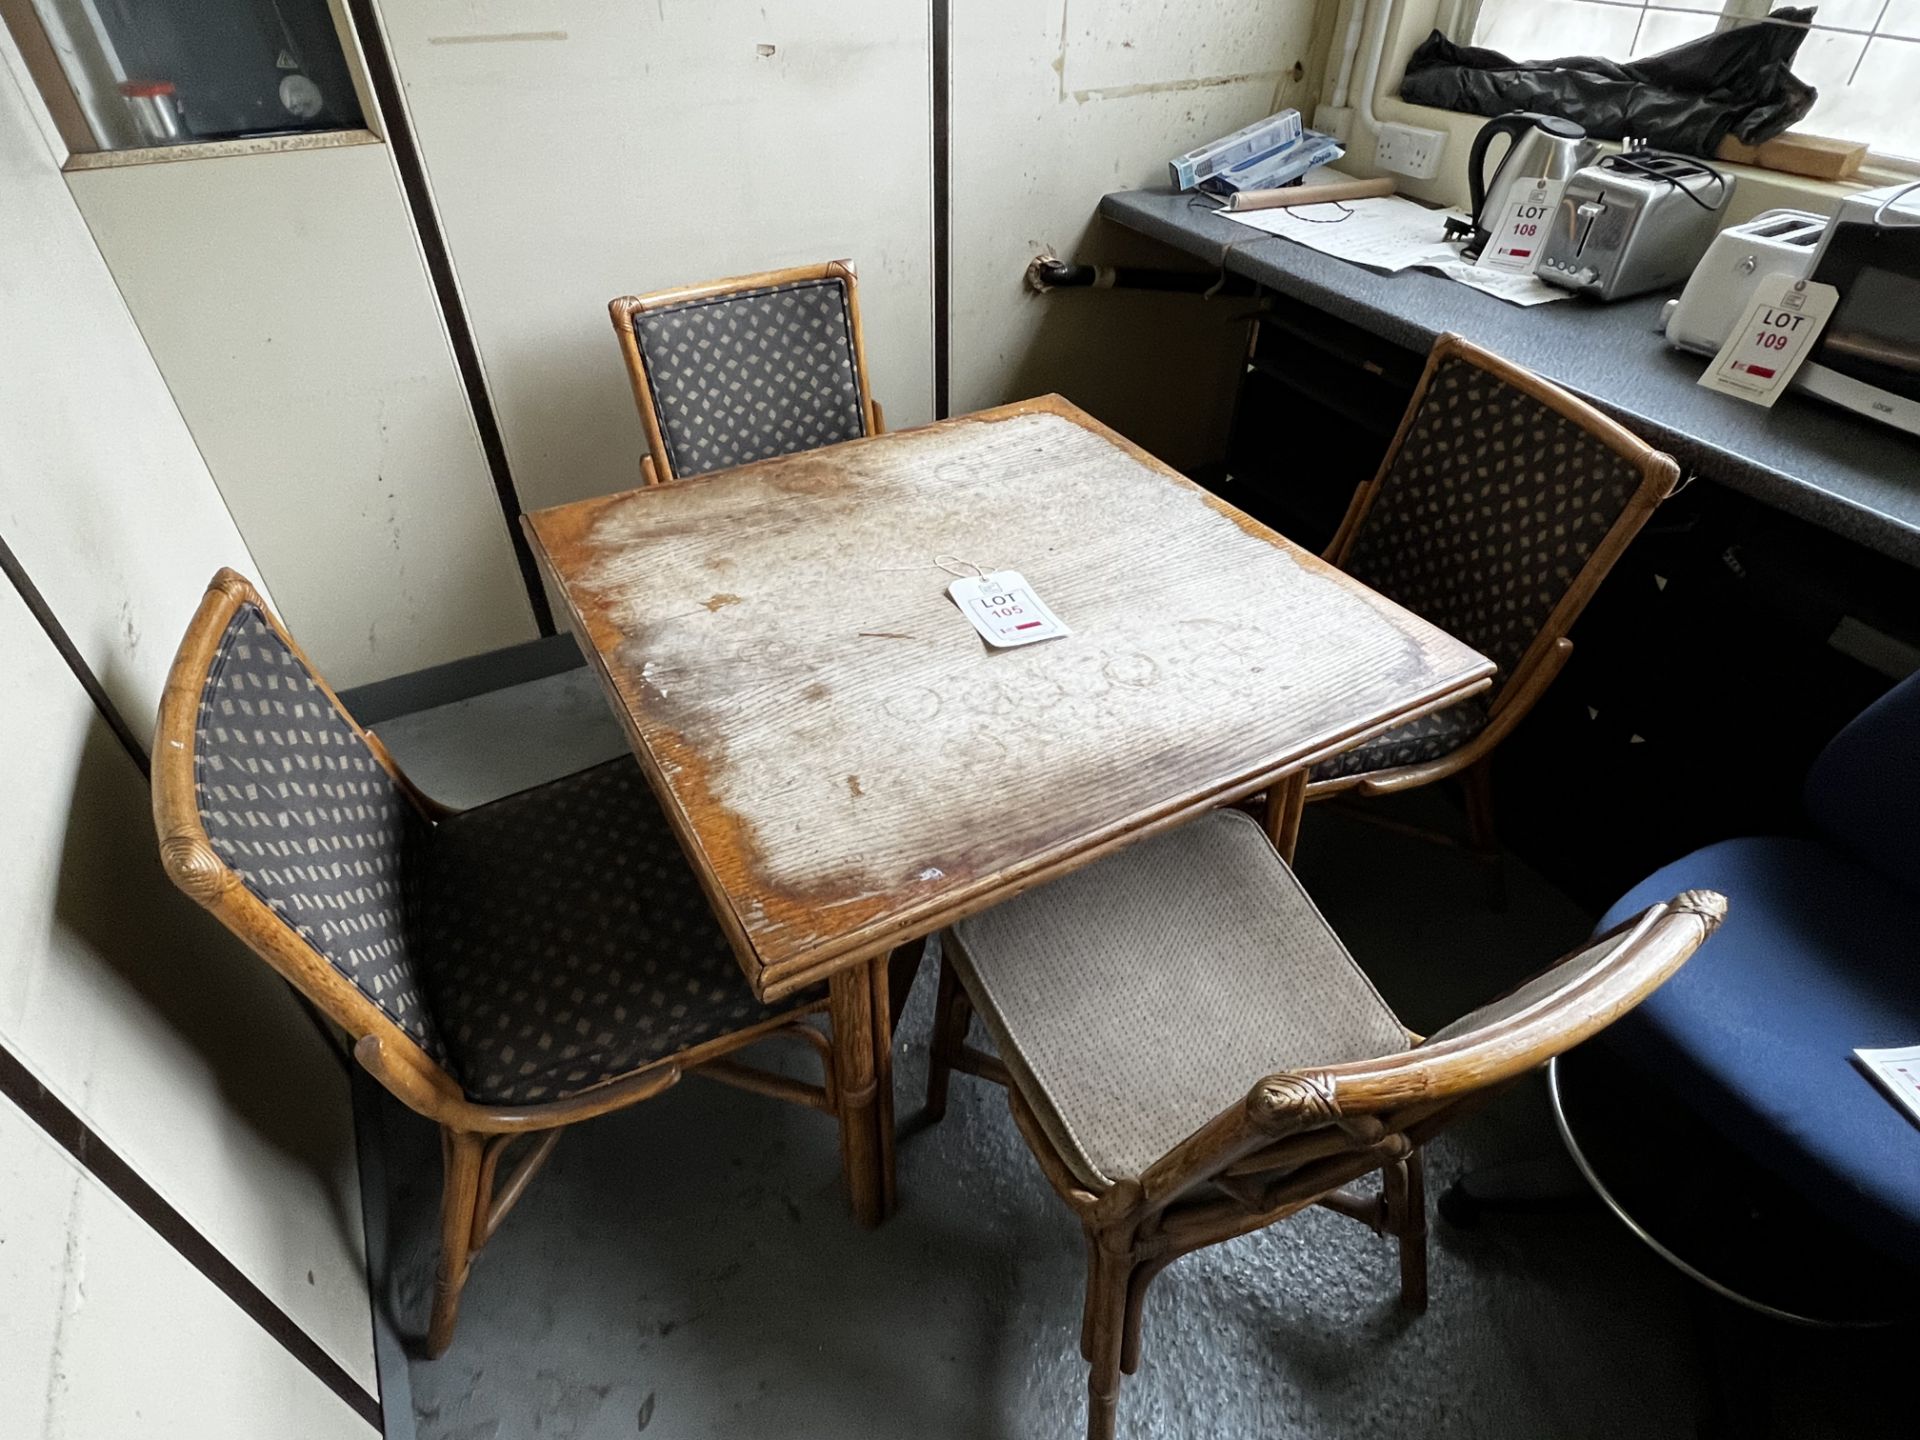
[1419,258,1572,307]
[1216,190,1569,304]
[1856,1044,1920,1129]
[1220,193,1455,273]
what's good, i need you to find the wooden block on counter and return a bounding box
[1715,131,1868,181]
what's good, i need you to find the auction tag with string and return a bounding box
[947,570,1070,648]
[1698,273,1839,408]
[1477,176,1562,274]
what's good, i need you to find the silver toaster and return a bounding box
[1662,208,1828,356]
[1538,153,1735,301]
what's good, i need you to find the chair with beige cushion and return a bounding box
[608,259,884,487]
[925,808,1722,1440]
[152,570,846,1356]
[1308,334,1679,866]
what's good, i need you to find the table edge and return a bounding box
[523,404,1496,1001]
[751,663,1492,1000]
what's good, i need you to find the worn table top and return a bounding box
[526,397,1493,1000]
[1100,187,1920,568]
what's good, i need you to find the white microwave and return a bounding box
[1799,182,1920,438]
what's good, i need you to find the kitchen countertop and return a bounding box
[1100,187,1920,568]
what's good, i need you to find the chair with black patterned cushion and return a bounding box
[153,570,841,1358]
[608,260,885,486]
[922,808,1725,1440]
[1307,333,1678,868]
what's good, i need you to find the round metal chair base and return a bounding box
[1548,1045,1907,1329]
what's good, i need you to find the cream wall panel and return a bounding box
[0,55,263,744]
[0,1097,371,1439]
[65,142,539,689]
[0,583,375,1389]
[378,0,934,511]
[953,0,1324,470]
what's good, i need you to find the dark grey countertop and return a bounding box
[1101,187,1920,567]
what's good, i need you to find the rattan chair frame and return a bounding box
[607,259,885,487]
[153,569,845,1356]
[926,884,1725,1440]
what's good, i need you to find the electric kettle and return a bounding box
[1458,112,1599,258]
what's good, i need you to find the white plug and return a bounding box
[1374,122,1448,179]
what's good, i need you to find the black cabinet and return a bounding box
[1212,295,1422,554]
[1497,484,1913,908]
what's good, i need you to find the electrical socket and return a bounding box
[1374,122,1447,179]
[1312,104,1353,144]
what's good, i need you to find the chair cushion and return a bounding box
[1339,350,1646,707]
[195,605,443,1057]
[1598,836,1920,1264]
[1310,696,1488,784]
[634,277,868,477]
[947,810,1409,1190]
[1806,670,1920,901]
[414,759,812,1105]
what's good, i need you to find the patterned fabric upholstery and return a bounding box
[634,276,868,477]
[1311,697,1488,784]
[193,609,809,1105]
[947,810,1409,1189]
[1341,353,1644,701]
[194,606,442,1057]
[414,759,812,1105]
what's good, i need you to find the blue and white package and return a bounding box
[1198,130,1346,196]
[1169,109,1304,192]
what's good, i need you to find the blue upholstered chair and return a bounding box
[1582,668,1920,1303]
[608,260,884,486]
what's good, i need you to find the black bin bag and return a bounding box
[1399,6,1819,157]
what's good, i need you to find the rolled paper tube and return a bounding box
[1227,176,1397,212]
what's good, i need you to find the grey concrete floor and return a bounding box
[367,673,1902,1440]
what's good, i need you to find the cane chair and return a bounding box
[925,808,1723,1440]
[1308,333,1679,862]
[608,259,885,487]
[152,570,843,1357]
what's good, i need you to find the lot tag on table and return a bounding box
[1476,177,1562,275]
[947,570,1070,648]
[1698,273,1839,408]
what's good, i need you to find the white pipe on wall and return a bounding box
[1327,0,1370,111]
[1356,0,1399,130]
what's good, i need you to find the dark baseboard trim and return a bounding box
[341,631,586,725]
[0,1044,382,1429]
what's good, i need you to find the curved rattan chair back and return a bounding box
[1131,890,1725,1216]
[609,260,878,484]
[1327,334,1676,709]
[153,570,448,1080]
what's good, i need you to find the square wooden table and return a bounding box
[525,396,1493,1226]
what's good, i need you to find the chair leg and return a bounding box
[1263,770,1309,866]
[1461,757,1507,909]
[924,952,970,1123]
[888,938,925,1032]
[1083,1239,1132,1440]
[1120,1254,1175,1375]
[1384,1150,1429,1315]
[425,1128,485,1358]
